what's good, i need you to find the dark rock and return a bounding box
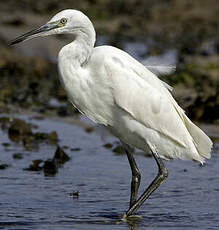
[54,146,70,165]
[103,143,113,149]
[70,147,81,151]
[24,146,69,176]
[22,136,35,150]
[69,190,79,198]
[43,159,58,176]
[0,117,10,123]
[0,163,9,170]
[57,106,68,117]
[2,142,10,147]
[8,119,32,142]
[144,152,152,158]
[42,146,70,176]
[13,153,23,159]
[24,159,43,171]
[85,126,94,133]
[1,116,59,149]
[34,132,48,140]
[47,131,58,143]
[0,117,11,130]
[34,131,58,144]
[112,145,125,155]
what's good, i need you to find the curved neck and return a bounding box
[59,26,96,67]
[75,28,95,65]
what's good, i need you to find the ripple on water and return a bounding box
[0,115,218,230]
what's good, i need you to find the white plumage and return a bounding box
[55,10,212,163]
[10,9,213,217]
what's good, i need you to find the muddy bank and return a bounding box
[1,1,218,43]
[162,56,219,123]
[0,42,218,123]
[1,0,218,51]
[0,45,78,117]
[0,0,218,123]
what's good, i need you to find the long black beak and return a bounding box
[9,23,59,45]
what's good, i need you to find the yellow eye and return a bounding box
[60,18,67,25]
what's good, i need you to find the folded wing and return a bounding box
[103,47,212,161]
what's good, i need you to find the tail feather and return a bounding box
[183,115,212,159]
[172,102,212,160]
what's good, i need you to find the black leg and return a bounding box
[122,143,141,208]
[126,151,168,217]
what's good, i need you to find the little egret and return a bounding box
[10,9,212,218]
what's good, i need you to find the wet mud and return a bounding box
[0,0,218,123]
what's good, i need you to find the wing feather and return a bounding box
[92,46,212,161]
[104,53,189,148]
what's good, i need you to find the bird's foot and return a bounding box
[122,213,142,222]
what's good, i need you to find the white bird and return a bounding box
[10,9,213,218]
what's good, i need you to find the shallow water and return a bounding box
[0,115,219,230]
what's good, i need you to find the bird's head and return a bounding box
[9,9,95,45]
